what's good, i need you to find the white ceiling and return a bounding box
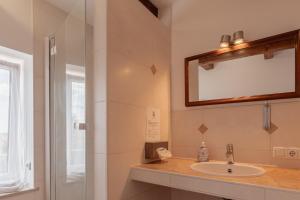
[45,0,174,26]
[150,0,175,9]
[86,0,94,25]
[45,0,94,25]
[45,0,75,13]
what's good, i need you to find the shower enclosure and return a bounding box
[46,0,88,200]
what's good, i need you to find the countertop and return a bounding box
[133,158,300,192]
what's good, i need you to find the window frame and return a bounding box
[0,65,11,176]
[0,46,34,194]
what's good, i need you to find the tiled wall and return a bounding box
[93,0,107,199]
[170,0,300,199]
[172,102,300,168]
[104,0,171,199]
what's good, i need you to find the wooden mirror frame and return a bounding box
[185,30,300,107]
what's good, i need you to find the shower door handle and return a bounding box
[73,122,86,131]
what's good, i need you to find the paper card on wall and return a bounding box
[146,108,160,142]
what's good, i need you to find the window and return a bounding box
[0,68,10,175]
[66,64,85,182]
[0,46,33,193]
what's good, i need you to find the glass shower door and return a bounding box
[49,0,86,200]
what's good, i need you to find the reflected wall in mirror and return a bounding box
[185,30,300,106]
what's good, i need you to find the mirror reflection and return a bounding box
[188,48,295,102]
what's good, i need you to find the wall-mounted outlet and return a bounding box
[273,147,286,158]
[286,148,299,159]
[273,147,300,160]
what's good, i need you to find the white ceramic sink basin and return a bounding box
[191,161,265,177]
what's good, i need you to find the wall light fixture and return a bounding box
[220,35,231,48]
[233,31,245,45]
[219,31,245,48]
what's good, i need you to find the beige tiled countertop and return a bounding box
[133,158,300,192]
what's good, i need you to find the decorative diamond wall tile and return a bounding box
[198,124,208,134]
[265,122,278,134]
[150,65,157,75]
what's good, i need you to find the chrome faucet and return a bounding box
[226,144,234,165]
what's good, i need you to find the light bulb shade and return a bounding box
[220,35,231,48]
[233,31,244,44]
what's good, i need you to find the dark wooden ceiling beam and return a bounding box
[139,0,158,17]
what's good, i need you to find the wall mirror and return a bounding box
[185,30,300,106]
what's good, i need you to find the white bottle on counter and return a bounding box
[197,141,209,162]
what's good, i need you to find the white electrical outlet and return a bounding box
[273,147,300,159]
[285,148,299,159]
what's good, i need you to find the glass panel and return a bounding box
[0,68,10,175]
[48,0,86,199]
[66,72,85,181]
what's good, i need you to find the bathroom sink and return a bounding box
[191,161,265,177]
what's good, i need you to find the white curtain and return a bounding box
[0,60,27,193]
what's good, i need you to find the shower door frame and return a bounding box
[45,35,57,200]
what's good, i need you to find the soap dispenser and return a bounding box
[197,141,209,162]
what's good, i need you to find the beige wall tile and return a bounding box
[107,102,146,155]
[107,51,154,107]
[93,0,107,53]
[172,145,198,159]
[271,102,300,147]
[202,106,271,150]
[94,101,107,154]
[172,110,204,147]
[94,154,107,200]
[93,1,108,200]
[94,49,107,103]
[107,152,153,200]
